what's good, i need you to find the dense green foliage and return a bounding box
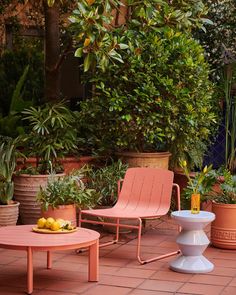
[78,28,217,167]
[70,0,219,168]
[196,0,236,78]
[70,0,209,72]
[37,173,99,210]
[85,159,128,206]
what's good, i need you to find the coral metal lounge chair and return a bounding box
[79,167,181,264]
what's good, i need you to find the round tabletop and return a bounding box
[0,225,100,250]
[171,210,215,223]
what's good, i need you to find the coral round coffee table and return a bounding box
[0,225,100,294]
[170,210,215,273]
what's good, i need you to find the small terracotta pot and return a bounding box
[41,204,77,227]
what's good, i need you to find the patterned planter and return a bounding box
[211,202,236,249]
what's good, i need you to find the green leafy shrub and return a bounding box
[37,172,100,210]
[85,159,128,206]
[79,27,218,168]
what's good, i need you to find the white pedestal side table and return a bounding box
[170,210,215,273]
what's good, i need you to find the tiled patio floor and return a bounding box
[0,217,236,295]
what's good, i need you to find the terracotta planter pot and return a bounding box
[211,202,236,249]
[13,173,64,225]
[116,151,171,169]
[16,157,37,171]
[0,201,19,226]
[41,204,77,227]
[60,156,106,174]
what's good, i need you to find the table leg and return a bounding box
[27,247,33,294]
[88,240,99,281]
[47,251,52,269]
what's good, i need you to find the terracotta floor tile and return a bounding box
[229,277,236,286]
[129,290,173,295]
[99,265,120,275]
[189,274,232,286]
[178,282,224,295]
[151,270,193,282]
[34,290,77,295]
[210,267,236,277]
[99,257,130,267]
[59,254,89,264]
[211,258,236,268]
[221,286,236,295]
[209,250,236,260]
[82,285,132,295]
[52,261,88,272]
[45,279,95,293]
[125,259,166,270]
[0,285,28,295]
[138,279,183,292]
[100,274,144,288]
[0,249,26,257]
[0,255,19,264]
[114,267,155,278]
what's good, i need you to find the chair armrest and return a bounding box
[172,183,181,211]
[117,179,124,200]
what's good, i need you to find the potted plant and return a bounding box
[0,137,20,226]
[180,161,216,213]
[70,1,218,170]
[85,159,128,207]
[207,170,236,249]
[14,101,77,224]
[37,171,100,226]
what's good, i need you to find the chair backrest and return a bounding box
[115,167,174,217]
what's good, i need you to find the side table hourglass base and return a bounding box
[170,210,215,274]
[170,254,214,273]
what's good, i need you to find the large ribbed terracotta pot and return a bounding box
[116,151,171,169]
[13,174,64,225]
[41,204,77,227]
[211,202,236,249]
[0,201,19,226]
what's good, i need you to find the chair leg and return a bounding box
[78,214,180,264]
[99,217,120,247]
[136,218,180,265]
[77,214,120,250]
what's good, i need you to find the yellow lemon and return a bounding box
[37,217,46,229]
[45,217,55,229]
[50,221,61,231]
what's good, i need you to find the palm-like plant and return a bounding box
[22,101,77,174]
[0,140,17,205]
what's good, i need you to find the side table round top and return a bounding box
[171,210,215,223]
